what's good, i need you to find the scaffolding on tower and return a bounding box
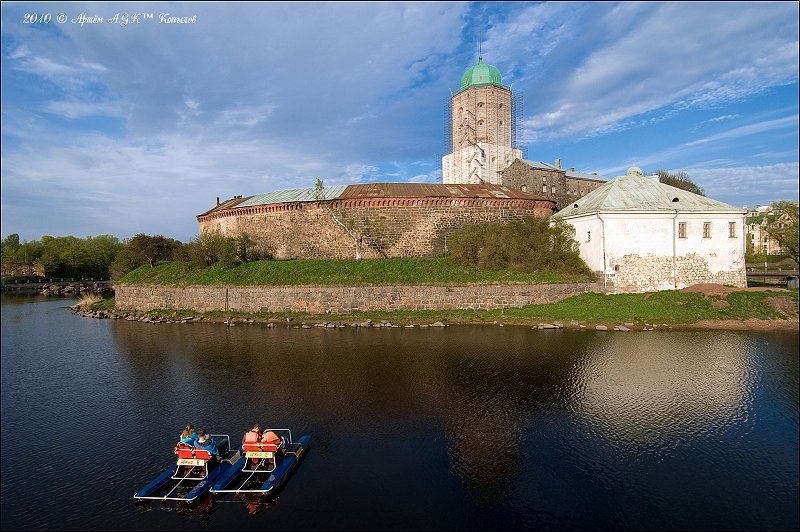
[512,92,526,159]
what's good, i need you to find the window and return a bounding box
[678,222,687,238]
[521,185,527,192]
[586,231,591,243]
[729,222,737,238]
[542,177,546,183]
[542,185,547,193]
[551,185,556,194]
[703,222,711,238]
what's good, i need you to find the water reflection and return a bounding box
[573,332,752,447]
[2,296,797,530]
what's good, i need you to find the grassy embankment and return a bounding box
[97,257,797,327]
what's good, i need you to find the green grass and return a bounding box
[118,257,592,287]
[92,288,797,326]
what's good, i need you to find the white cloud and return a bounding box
[516,2,799,141]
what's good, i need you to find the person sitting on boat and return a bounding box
[261,430,285,452]
[196,430,220,461]
[180,423,198,446]
[242,424,261,446]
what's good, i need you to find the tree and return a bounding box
[1,234,22,275]
[765,200,799,266]
[656,169,706,196]
[109,234,183,279]
[313,177,363,259]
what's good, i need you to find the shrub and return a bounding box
[447,217,592,275]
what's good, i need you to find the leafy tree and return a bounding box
[656,169,706,196]
[765,200,799,266]
[1,234,22,275]
[110,234,183,279]
[85,235,124,277]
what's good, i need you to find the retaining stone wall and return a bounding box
[115,283,599,314]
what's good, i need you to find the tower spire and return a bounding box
[478,29,483,62]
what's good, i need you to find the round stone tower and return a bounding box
[443,56,523,185]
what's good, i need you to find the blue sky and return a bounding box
[2,1,798,243]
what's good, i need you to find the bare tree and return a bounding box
[656,169,706,196]
[313,178,362,259]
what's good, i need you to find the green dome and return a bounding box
[459,57,503,90]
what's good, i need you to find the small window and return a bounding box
[478,102,484,108]
[499,120,504,125]
[551,185,556,194]
[542,185,547,193]
[586,231,591,243]
[521,185,527,192]
[542,177,546,183]
[729,222,737,238]
[703,222,711,238]
[678,222,687,239]
[499,103,503,109]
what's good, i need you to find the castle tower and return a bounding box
[442,56,523,184]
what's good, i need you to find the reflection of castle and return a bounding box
[442,57,607,210]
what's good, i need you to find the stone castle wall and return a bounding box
[602,253,748,294]
[198,197,555,260]
[115,282,599,314]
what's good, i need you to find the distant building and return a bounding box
[746,207,791,256]
[499,159,606,211]
[552,167,747,293]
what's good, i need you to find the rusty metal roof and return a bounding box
[338,183,546,200]
[200,183,550,216]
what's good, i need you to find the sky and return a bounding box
[1,1,798,243]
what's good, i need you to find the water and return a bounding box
[1,295,797,530]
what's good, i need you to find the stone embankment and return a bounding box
[2,281,112,296]
[69,304,449,329]
[71,305,671,332]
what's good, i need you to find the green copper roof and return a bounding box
[460,56,503,90]
[553,167,745,218]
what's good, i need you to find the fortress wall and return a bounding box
[198,198,555,260]
[115,282,598,314]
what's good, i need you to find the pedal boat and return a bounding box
[211,429,311,496]
[134,434,240,503]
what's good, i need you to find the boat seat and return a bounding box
[172,443,211,480]
[243,442,280,454]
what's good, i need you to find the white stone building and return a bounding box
[552,167,748,293]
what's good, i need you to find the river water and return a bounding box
[1,295,797,531]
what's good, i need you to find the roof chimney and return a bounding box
[555,158,561,169]
[216,196,220,205]
[570,167,575,172]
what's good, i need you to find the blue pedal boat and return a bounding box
[134,433,240,503]
[211,429,311,497]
